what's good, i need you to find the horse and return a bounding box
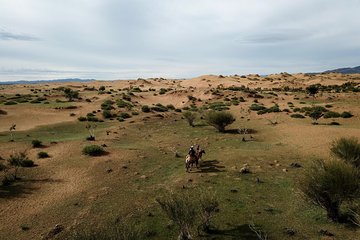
[185,149,206,172]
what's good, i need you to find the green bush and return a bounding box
[119,112,131,119]
[38,152,50,158]
[102,110,113,119]
[209,102,229,111]
[131,111,139,116]
[249,104,266,111]
[299,159,360,222]
[32,139,43,148]
[183,111,196,127]
[151,104,168,112]
[78,116,87,122]
[331,137,360,168]
[341,111,353,118]
[82,145,105,156]
[8,151,34,168]
[4,101,17,105]
[291,114,305,119]
[323,111,341,119]
[141,105,150,113]
[205,111,235,132]
[116,99,133,109]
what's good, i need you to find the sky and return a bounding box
[0,0,359,81]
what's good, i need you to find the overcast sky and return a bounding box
[0,0,359,81]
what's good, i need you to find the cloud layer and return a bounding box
[0,0,359,81]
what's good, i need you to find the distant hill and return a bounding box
[323,66,360,74]
[0,78,95,85]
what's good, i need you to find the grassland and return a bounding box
[1,73,360,239]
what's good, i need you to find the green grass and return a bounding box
[1,113,360,240]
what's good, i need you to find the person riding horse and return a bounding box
[188,146,196,160]
[185,145,205,171]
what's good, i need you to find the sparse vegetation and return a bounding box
[31,139,43,148]
[82,145,105,156]
[38,151,50,158]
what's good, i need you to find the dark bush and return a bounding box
[341,111,353,118]
[38,152,50,158]
[32,140,43,148]
[4,101,17,105]
[102,110,113,119]
[291,114,305,119]
[0,109,7,115]
[249,104,266,111]
[82,145,105,156]
[151,104,168,112]
[141,105,150,113]
[323,111,341,119]
[119,112,131,119]
[78,116,87,122]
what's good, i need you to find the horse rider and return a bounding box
[188,145,196,159]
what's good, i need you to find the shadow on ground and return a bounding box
[200,224,260,240]
[189,160,225,173]
[0,178,62,199]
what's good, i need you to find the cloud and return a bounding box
[0,30,38,41]
[0,0,359,81]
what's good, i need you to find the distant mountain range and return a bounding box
[0,78,95,85]
[322,66,360,74]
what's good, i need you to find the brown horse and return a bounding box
[185,149,205,172]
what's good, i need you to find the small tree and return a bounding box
[85,124,97,141]
[330,137,360,168]
[205,111,235,132]
[306,85,319,97]
[8,151,34,178]
[157,191,198,240]
[183,111,196,127]
[63,88,80,102]
[309,109,323,124]
[9,123,16,142]
[299,159,360,222]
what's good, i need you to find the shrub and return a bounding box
[151,104,168,112]
[32,139,43,148]
[117,117,125,122]
[323,111,341,119]
[166,104,175,110]
[157,191,198,240]
[63,88,79,101]
[306,84,319,96]
[183,111,196,127]
[131,111,139,116]
[141,105,150,113]
[116,99,133,109]
[102,110,112,119]
[209,102,229,111]
[119,112,131,119]
[78,116,87,122]
[38,152,50,158]
[331,137,360,168]
[291,114,305,119]
[82,145,105,156]
[99,86,106,91]
[341,111,353,118]
[0,109,7,115]
[4,101,17,105]
[299,159,360,222]
[205,111,235,132]
[249,104,266,111]
[329,121,340,125]
[101,100,113,110]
